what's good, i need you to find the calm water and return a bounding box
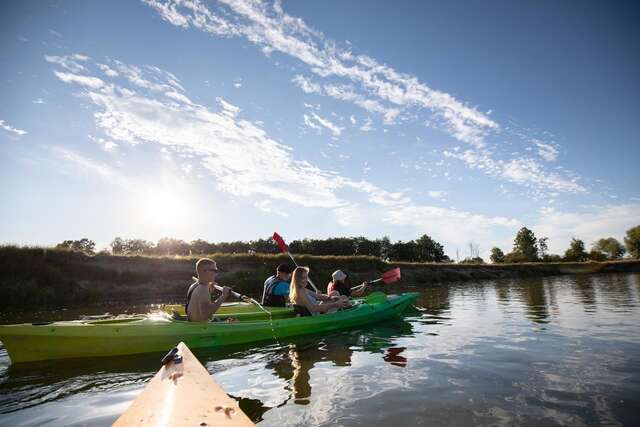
[1,273,639,426]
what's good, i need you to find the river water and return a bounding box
[1,273,639,426]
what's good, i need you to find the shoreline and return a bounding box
[1,247,639,310]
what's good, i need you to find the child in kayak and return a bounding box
[289,266,349,316]
[186,258,231,322]
[327,270,368,297]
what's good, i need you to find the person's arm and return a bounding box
[313,292,333,302]
[199,285,230,319]
[305,299,344,313]
[350,282,368,297]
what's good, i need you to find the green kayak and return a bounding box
[162,302,293,321]
[0,292,417,364]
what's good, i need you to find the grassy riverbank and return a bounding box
[1,246,639,310]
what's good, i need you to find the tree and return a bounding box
[460,257,484,264]
[538,237,549,259]
[56,238,96,255]
[513,227,538,261]
[490,247,505,263]
[156,238,190,256]
[504,251,529,263]
[110,237,126,255]
[379,236,392,261]
[190,239,213,255]
[624,225,640,259]
[415,234,446,262]
[592,237,626,260]
[124,239,154,255]
[564,238,588,261]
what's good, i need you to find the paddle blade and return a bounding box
[381,268,401,284]
[272,232,289,253]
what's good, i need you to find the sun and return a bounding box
[138,189,186,227]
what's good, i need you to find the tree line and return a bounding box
[489,225,640,263]
[54,224,640,263]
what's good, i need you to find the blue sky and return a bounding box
[1,0,639,259]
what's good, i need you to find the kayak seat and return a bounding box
[293,304,312,317]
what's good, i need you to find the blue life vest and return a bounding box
[262,275,290,307]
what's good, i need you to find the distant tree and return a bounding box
[490,247,505,263]
[56,238,96,255]
[250,237,279,254]
[513,227,538,261]
[588,249,607,262]
[123,239,154,255]
[624,225,640,258]
[460,256,484,264]
[379,236,392,261]
[190,239,213,255]
[538,237,549,259]
[389,240,418,262]
[543,254,563,262]
[110,237,126,255]
[415,234,446,262]
[504,251,529,263]
[564,238,588,261]
[354,237,381,257]
[591,237,626,260]
[157,238,190,256]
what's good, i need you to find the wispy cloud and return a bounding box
[48,53,521,249]
[32,98,45,104]
[427,190,447,199]
[143,0,582,198]
[0,119,27,136]
[51,146,118,180]
[303,111,343,137]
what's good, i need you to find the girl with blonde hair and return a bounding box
[289,267,349,316]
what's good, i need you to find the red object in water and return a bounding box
[381,267,401,284]
[272,232,289,253]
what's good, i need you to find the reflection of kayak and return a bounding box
[162,302,293,321]
[0,292,418,364]
[114,342,254,426]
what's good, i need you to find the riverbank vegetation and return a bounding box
[1,244,639,311]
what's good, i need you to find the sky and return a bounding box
[1,0,639,259]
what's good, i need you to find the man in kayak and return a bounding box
[290,266,349,316]
[186,258,231,322]
[327,270,368,297]
[262,263,293,307]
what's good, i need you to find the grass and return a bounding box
[1,245,638,310]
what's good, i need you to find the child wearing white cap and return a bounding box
[327,270,368,297]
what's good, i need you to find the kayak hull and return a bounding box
[162,302,294,321]
[0,293,417,364]
[114,342,254,426]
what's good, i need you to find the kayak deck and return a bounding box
[113,342,254,426]
[162,302,294,321]
[0,293,418,364]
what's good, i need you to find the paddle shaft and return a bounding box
[286,252,320,293]
[213,284,253,303]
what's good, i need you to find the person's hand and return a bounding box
[220,285,231,300]
[208,281,218,293]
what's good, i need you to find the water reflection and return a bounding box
[0,274,639,426]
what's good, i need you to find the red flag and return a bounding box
[272,232,289,253]
[381,267,401,284]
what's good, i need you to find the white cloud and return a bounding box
[427,190,447,199]
[143,0,585,197]
[54,71,105,89]
[88,135,119,152]
[349,115,356,125]
[533,140,559,162]
[32,98,45,104]
[534,204,640,255]
[360,117,374,132]
[51,146,118,180]
[444,149,585,195]
[48,53,524,246]
[303,112,343,137]
[254,200,289,217]
[45,54,88,73]
[292,74,320,93]
[0,119,27,136]
[97,63,119,77]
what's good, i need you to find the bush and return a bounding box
[504,252,529,263]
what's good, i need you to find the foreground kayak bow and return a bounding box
[113,342,254,426]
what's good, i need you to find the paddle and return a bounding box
[272,232,320,293]
[365,267,401,285]
[211,284,256,304]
